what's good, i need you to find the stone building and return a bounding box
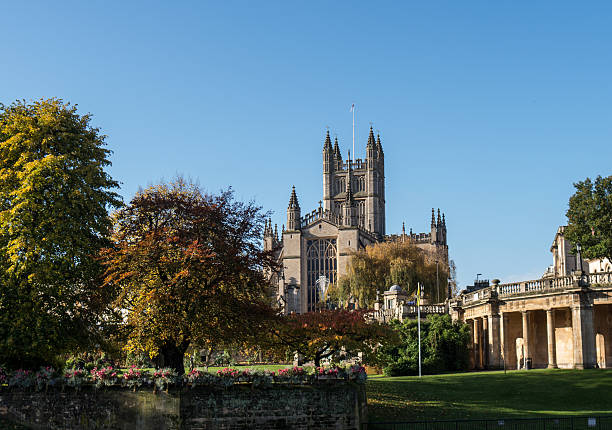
[544,226,611,278]
[450,226,612,370]
[264,127,448,314]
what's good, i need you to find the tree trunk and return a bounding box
[157,342,188,375]
[314,354,321,368]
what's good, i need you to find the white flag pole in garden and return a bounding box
[417,282,422,378]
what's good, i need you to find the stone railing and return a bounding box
[301,208,341,228]
[371,304,447,322]
[459,271,612,305]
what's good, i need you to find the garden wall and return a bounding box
[0,383,367,429]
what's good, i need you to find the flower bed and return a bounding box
[0,364,367,392]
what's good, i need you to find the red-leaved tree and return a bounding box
[99,179,278,374]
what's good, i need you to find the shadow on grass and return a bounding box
[367,369,612,422]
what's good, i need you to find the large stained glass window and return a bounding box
[306,238,337,312]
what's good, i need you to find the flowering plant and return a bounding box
[153,368,178,391]
[35,366,56,391]
[90,366,118,388]
[348,365,367,383]
[276,366,309,384]
[64,369,87,390]
[0,367,7,386]
[250,369,275,388]
[122,366,151,390]
[186,368,215,388]
[9,369,34,390]
[216,367,240,387]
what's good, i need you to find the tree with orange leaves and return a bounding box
[100,179,278,374]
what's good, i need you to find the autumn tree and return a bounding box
[100,179,277,374]
[0,99,121,368]
[334,240,449,309]
[264,310,397,367]
[565,175,612,264]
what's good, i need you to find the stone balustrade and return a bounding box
[451,271,612,370]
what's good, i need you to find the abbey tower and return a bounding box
[264,126,448,314]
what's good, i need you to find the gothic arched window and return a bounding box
[306,238,337,312]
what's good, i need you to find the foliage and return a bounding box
[334,241,449,308]
[565,175,612,263]
[2,364,366,392]
[35,366,56,391]
[0,366,7,385]
[153,368,179,391]
[63,369,87,390]
[8,369,34,390]
[90,366,118,388]
[122,366,151,389]
[99,179,278,375]
[380,314,470,376]
[0,99,122,368]
[265,310,398,367]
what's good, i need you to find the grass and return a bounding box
[367,369,612,422]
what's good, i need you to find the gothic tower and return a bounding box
[321,127,385,239]
[287,186,301,231]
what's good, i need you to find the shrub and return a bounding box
[153,368,178,391]
[381,314,470,376]
[122,366,151,390]
[90,366,118,388]
[9,369,34,390]
[35,366,56,391]
[64,369,87,390]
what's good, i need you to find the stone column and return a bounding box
[488,314,501,369]
[499,312,506,368]
[473,318,481,369]
[546,309,557,368]
[522,311,530,368]
[482,317,489,368]
[571,301,597,369]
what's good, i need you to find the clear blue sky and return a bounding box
[2,1,611,288]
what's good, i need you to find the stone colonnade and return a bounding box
[457,289,612,370]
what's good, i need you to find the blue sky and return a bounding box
[2,1,611,288]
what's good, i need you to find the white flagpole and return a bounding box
[351,103,355,163]
[418,282,422,378]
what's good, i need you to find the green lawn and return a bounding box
[367,369,612,422]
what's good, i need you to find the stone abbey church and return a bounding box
[264,127,448,314]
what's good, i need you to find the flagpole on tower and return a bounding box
[350,103,355,163]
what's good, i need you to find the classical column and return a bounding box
[499,312,506,368]
[571,301,597,369]
[522,311,530,369]
[488,314,502,369]
[546,309,558,369]
[473,318,481,369]
[482,317,489,368]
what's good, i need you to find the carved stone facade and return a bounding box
[264,127,449,314]
[451,273,612,369]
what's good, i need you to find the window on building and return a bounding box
[306,238,338,312]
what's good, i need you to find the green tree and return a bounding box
[380,314,470,376]
[334,241,449,309]
[565,175,612,263]
[0,99,121,368]
[100,179,278,374]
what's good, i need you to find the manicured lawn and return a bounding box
[367,369,612,422]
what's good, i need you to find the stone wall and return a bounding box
[0,383,367,430]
